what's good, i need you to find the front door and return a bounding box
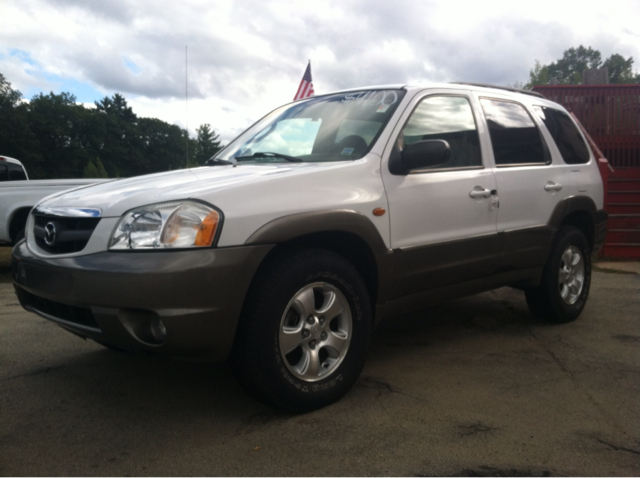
[381,92,498,299]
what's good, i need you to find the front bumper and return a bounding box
[12,241,273,361]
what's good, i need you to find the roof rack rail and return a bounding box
[450,82,545,99]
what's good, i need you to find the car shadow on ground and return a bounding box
[22,287,539,421]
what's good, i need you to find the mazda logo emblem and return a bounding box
[44,222,57,245]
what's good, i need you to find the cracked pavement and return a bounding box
[1,264,639,476]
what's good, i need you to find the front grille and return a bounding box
[15,286,99,330]
[32,214,100,254]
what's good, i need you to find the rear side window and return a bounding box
[8,163,27,180]
[533,106,590,164]
[480,98,548,166]
[0,164,7,182]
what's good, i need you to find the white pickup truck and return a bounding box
[0,155,109,245]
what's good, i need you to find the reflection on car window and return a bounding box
[400,95,482,169]
[481,98,548,166]
[533,106,590,164]
[249,118,322,157]
[216,90,406,163]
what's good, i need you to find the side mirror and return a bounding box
[401,140,451,172]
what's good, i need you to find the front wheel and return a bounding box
[525,226,591,323]
[230,249,372,413]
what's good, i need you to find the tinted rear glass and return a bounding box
[8,163,27,180]
[534,106,590,164]
[480,98,548,166]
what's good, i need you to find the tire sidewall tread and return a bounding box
[230,248,372,413]
[526,226,591,324]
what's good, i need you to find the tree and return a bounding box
[0,72,22,107]
[26,92,91,178]
[83,158,109,178]
[138,117,188,174]
[95,93,136,123]
[526,45,640,88]
[603,54,639,84]
[94,93,144,177]
[0,71,226,178]
[0,74,44,176]
[193,123,222,165]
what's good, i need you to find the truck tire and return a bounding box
[230,248,372,413]
[13,227,25,245]
[10,208,30,245]
[525,226,591,323]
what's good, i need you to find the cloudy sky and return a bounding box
[2,0,640,143]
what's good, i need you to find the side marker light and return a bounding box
[195,210,220,246]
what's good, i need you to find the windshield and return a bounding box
[215,89,406,164]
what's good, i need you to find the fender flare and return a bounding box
[244,209,395,304]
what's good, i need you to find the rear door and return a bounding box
[477,95,576,270]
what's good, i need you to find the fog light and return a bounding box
[118,309,167,346]
[151,317,167,342]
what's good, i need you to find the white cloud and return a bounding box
[1,0,640,143]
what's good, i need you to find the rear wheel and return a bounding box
[525,226,591,323]
[230,249,372,413]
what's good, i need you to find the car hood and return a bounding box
[37,163,346,217]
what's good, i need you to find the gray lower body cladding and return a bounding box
[12,241,273,361]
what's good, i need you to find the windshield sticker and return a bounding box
[341,90,399,108]
[341,148,355,155]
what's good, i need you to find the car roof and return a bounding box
[0,155,24,166]
[318,82,546,100]
[296,82,565,112]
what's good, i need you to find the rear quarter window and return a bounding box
[8,163,27,180]
[533,106,590,164]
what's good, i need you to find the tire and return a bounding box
[525,226,591,323]
[230,248,372,413]
[13,227,25,245]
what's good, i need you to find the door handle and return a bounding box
[544,181,563,192]
[469,186,492,199]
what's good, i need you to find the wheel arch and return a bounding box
[548,196,597,251]
[244,210,391,308]
[9,206,31,244]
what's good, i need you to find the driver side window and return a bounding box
[400,95,482,169]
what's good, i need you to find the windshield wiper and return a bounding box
[235,152,303,163]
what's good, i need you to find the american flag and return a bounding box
[293,62,315,100]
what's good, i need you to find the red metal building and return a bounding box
[533,85,640,258]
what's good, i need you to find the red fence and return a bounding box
[532,85,640,168]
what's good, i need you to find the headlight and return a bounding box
[109,201,221,250]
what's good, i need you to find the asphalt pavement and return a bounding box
[1,261,639,476]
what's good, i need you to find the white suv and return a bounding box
[12,83,607,412]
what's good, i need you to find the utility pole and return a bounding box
[185,45,189,168]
